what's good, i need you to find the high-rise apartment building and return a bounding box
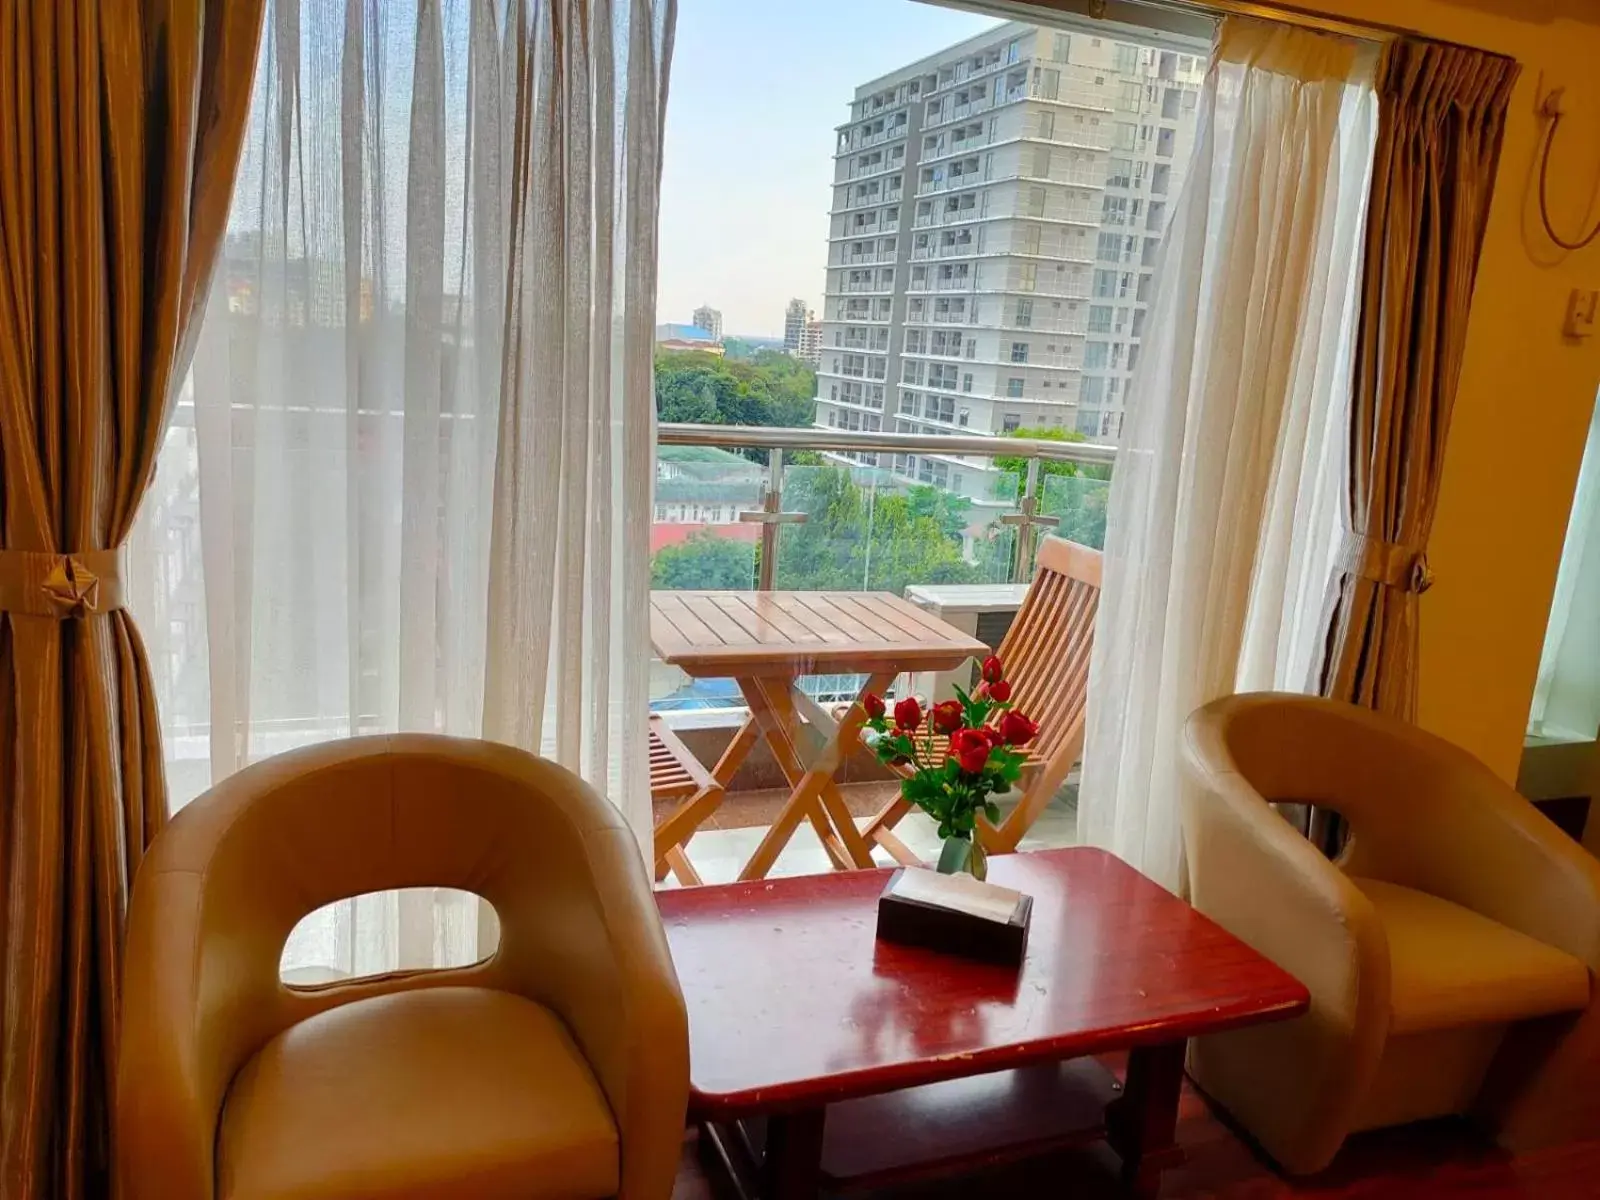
[799,316,823,364]
[783,297,809,353]
[692,304,724,342]
[812,21,1206,496]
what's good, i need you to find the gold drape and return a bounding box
[0,4,263,1196]
[1318,38,1517,717]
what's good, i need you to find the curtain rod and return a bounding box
[1121,0,1514,58]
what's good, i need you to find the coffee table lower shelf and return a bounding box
[697,1052,1184,1199]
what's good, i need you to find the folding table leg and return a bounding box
[736,673,893,880]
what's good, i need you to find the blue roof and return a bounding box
[656,322,717,342]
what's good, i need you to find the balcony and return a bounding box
[649,424,1114,881]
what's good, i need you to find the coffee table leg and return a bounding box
[761,1109,826,1200]
[1106,1041,1185,1198]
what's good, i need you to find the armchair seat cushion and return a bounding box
[218,986,619,1200]
[1352,878,1591,1035]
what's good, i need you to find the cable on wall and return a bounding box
[1538,88,1600,252]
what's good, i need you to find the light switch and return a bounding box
[1565,289,1599,341]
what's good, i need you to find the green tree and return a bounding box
[653,348,816,432]
[651,530,757,589]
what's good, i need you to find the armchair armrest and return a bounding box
[500,800,689,1200]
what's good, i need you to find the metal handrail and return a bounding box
[655,423,1115,583]
[657,422,1116,466]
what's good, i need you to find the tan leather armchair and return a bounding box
[1181,693,1600,1175]
[117,735,689,1200]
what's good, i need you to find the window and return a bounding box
[1002,413,1022,433]
[1006,377,1025,398]
[1106,157,1132,189]
[1113,122,1137,151]
[1081,376,1106,405]
[1027,186,1047,217]
[1052,33,1070,61]
[1088,305,1113,333]
[1014,298,1033,327]
[1010,342,1029,363]
[1032,146,1052,178]
[1083,341,1109,369]
[1102,195,1128,226]
[1038,111,1056,140]
[1113,43,1139,72]
[1137,273,1153,303]
[961,373,973,393]
[1019,262,1038,292]
[1093,269,1117,298]
[1097,231,1123,261]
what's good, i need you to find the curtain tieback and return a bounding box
[1340,534,1434,594]
[0,549,126,617]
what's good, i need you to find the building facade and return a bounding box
[798,315,823,364]
[811,21,1206,497]
[783,297,808,353]
[691,304,724,342]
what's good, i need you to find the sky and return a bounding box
[656,0,1002,339]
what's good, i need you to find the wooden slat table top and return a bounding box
[658,847,1310,1117]
[650,590,989,678]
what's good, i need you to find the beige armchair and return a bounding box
[1181,693,1600,1175]
[117,735,689,1200]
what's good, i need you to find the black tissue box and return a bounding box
[876,866,1033,966]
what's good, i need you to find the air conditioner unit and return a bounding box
[901,582,1030,702]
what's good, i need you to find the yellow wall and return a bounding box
[1301,0,1600,779]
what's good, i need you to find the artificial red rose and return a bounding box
[863,693,886,720]
[893,696,923,732]
[930,699,964,734]
[949,727,993,774]
[999,710,1039,747]
[981,655,1005,684]
[988,679,1012,703]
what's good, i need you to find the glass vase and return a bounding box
[935,835,988,882]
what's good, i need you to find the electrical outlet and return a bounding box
[1565,289,1598,341]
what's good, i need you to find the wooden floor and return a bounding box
[672,1069,1600,1199]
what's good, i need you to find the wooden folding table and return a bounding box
[649,590,987,882]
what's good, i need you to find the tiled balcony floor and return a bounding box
[657,780,1079,888]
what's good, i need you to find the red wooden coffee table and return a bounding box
[657,847,1309,1198]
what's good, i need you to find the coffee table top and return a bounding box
[658,847,1309,1116]
[649,590,988,677]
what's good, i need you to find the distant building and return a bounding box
[655,322,725,355]
[799,316,823,365]
[691,304,724,342]
[783,298,808,353]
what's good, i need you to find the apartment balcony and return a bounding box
[909,242,977,261]
[649,422,1113,882]
[828,280,895,296]
[837,250,896,266]
[906,276,976,295]
[839,155,907,183]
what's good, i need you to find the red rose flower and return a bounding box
[930,699,964,734]
[979,723,1006,748]
[949,727,993,774]
[973,681,990,701]
[981,655,1005,684]
[988,679,1012,703]
[999,710,1039,747]
[863,693,886,720]
[893,696,923,732]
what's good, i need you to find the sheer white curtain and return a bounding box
[127,0,672,979]
[1078,18,1377,890]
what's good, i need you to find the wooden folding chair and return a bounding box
[649,715,725,886]
[861,536,1103,862]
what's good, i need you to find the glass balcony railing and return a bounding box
[648,424,1114,718]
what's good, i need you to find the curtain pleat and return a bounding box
[0,4,265,1196]
[1317,39,1517,717]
